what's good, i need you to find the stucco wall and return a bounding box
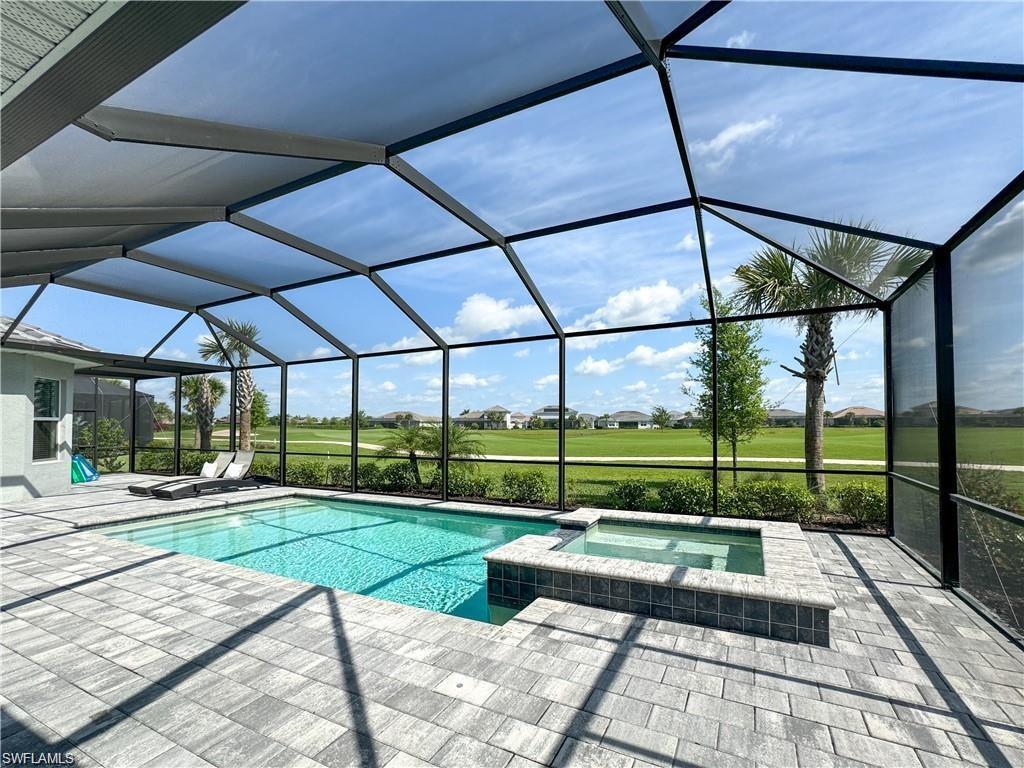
[1,351,76,503]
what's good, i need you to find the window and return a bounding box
[33,378,61,461]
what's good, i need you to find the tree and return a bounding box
[528,415,544,430]
[150,401,174,430]
[483,409,505,430]
[422,420,486,463]
[687,293,773,485]
[651,405,673,430]
[198,321,261,451]
[251,388,269,430]
[381,425,427,485]
[180,375,226,450]
[95,418,127,473]
[731,226,927,493]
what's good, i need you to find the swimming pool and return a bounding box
[102,498,556,624]
[560,521,764,575]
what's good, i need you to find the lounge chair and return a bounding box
[128,452,235,496]
[152,451,259,500]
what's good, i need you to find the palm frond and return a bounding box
[731,247,801,314]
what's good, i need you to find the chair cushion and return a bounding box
[200,462,219,478]
[223,462,246,480]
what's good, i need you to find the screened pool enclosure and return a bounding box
[1,1,1021,636]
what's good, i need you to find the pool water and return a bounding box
[561,522,764,575]
[102,498,556,624]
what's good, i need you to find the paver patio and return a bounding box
[2,476,1021,768]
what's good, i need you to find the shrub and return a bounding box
[609,478,650,511]
[135,450,174,473]
[830,482,886,527]
[95,418,127,472]
[358,461,382,491]
[444,465,494,498]
[659,476,713,516]
[499,469,551,505]
[722,480,814,522]
[180,451,217,475]
[284,457,349,487]
[379,462,415,492]
[251,457,280,481]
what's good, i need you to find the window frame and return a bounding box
[32,377,62,463]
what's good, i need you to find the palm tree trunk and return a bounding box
[732,441,738,485]
[198,375,214,451]
[408,451,422,486]
[802,314,835,495]
[236,369,256,451]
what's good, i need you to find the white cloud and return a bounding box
[371,334,433,354]
[450,293,542,341]
[406,350,443,366]
[836,349,868,361]
[309,346,332,359]
[691,116,780,172]
[570,280,699,332]
[379,381,397,392]
[623,380,648,392]
[660,370,693,382]
[674,230,715,252]
[154,346,188,361]
[574,356,622,376]
[726,30,756,49]
[626,341,701,368]
[449,372,500,388]
[534,373,559,389]
[514,348,531,358]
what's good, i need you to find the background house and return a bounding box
[369,411,440,428]
[598,410,653,429]
[766,408,805,427]
[831,406,885,426]
[531,405,574,428]
[454,406,511,429]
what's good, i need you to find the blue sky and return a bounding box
[4,2,1020,420]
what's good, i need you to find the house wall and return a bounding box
[1,351,76,503]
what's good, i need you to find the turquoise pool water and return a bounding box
[102,498,556,623]
[561,522,764,575]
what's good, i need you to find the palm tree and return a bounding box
[381,425,429,485]
[731,226,927,494]
[198,321,261,451]
[180,375,226,450]
[422,421,486,464]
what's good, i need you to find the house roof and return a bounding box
[375,411,439,422]
[608,410,651,420]
[832,406,885,418]
[0,316,96,352]
[768,408,804,418]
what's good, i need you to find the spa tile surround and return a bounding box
[485,508,836,646]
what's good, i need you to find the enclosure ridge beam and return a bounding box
[1,1,244,169]
[130,249,270,297]
[1,206,227,230]
[228,210,445,352]
[76,105,388,165]
[702,203,886,304]
[667,45,1024,83]
[0,283,47,344]
[368,273,448,350]
[58,275,196,313]
[702,197,940,251]
[605,2,662,69]
[271,294,358,360]
[202,317,235,370]
[1,244,122,278]
[503,243,563,338]
[610,0,720,513]
[384,156,505,245]
[385,155,563,337]
[0,339,230,373]
[228,213,369,276]
[199,309,285,366]
[0,272,51,289]
[144,311,193,360]
[660,1,731,57]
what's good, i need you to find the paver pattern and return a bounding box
[2,475,1021,767]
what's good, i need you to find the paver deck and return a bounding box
[2,475,1021,768]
